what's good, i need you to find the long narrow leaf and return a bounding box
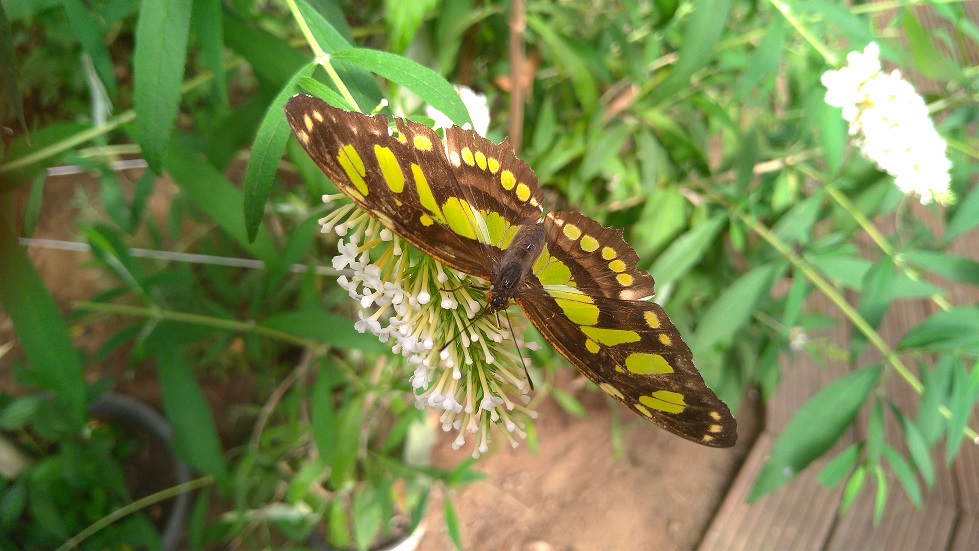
[133,0,192,173]
[749,364,882,501]
[243,62,316,242]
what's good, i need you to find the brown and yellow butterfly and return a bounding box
[285,94,737,447]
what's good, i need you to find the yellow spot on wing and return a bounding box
[303,114,314,132]
[414,135,433,151]
[411,164,444,223]
[374,145,405,193]
[639,390,686,414]
[602,246,616,260]
[644,311,660,328]
[548,287,600,326]
[516,183,531,202]
[658,334,672,346]
[580,326,640,346]
[617,273,634,286]
[536,258,572,286]
[488,157,500,173]
[635,404,652,417]
[461,147,475,166]
[580,235,599,252]
[598,383,624,400]
[420,214,434,226]
[501,170,516,190]
[608,259,626,273]
[585,339,599,354]
[475,151,487,169]
[338,145,368,197]
[442,197,478,240]
[625,353,673,375]
[563,224,582,240]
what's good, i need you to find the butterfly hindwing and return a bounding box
[517,288,736,447]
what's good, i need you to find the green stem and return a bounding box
[285,0,360,111]
[767,0,836,65]
[818,178,952,312]
[57,475,215,551]
[74,301,316,348]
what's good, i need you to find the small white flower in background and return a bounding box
[821,42,954,205]
[319,194,537,458]
[426,85,491,137]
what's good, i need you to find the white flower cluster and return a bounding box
[821,42,953,205]
[320,195,537,457]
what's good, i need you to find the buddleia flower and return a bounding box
[320,194,538,457]
[821,42,954,205]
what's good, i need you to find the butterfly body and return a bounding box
[285,94,737,447]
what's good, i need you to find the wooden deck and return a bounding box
[699,210,979,550]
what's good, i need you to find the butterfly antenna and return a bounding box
[503,310,534,391]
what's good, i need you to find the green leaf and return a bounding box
[352,486,384,551]
[897,306,979,355]
[737,16,784,99]
[162,138,281,269]
[839,465,867,516]
[243,62,317,242]
[61,0,117,97]
[223,12,307,87]
[444,496,463,550]
[782,270,810,330]
[258,309,385,352]
[817,443,861,489]
[873,465,888,525]
[917,357,954,446]
[153,331,229,483]
[383,0,437,54]
[310,365,339,465]
[0,210,85,425]
[133,0,192,173]
[903,250,979,286]
[191,0,227,111]
[945,359,979,463]
[0,3,25,135]
[946,185,979,241]
[898,411,934,489]
[327,499,353,549]
[527,15,599,112]
[551,388,587,419]
[866,399,884,464]
[329,398,363,490]
[902,9,961,81]
[809,253,870,290]
[634,187,688,259]
[332,48,471,128]
[649,214,726,290]
[749,364,882,501]
[772,192,823,245]
[883,445,922,508]
[298,76,355,111]
[692,263,784,366]
[650,0,732,102]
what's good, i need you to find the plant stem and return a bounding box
[73,301,316,348]
[285,0,361,111]
[57,475,215,551]
[767,0,836,65]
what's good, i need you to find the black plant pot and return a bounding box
[88,392,193,551]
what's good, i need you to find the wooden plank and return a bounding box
[826,492,956,551]
[697,432,846,551]
[951,512,979,551]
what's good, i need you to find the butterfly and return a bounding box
[285,94,737,447]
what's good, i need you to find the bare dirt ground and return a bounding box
[420,375,759,551]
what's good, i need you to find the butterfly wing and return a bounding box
[516,211,737,447]
[285,95,543,277]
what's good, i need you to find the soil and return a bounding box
[2,174,759,551]
[420,376,758,551]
